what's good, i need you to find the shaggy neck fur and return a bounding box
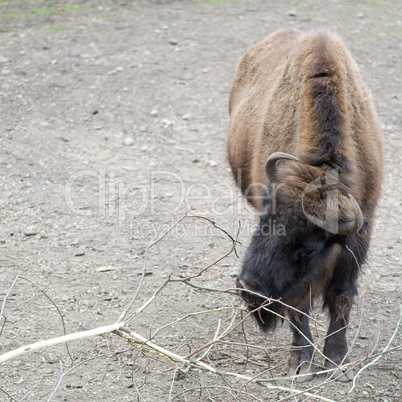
[294,32,354,174]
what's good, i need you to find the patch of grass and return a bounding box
[2,3,87,21]
[205,0,243,4]
[0,0,42,6]
[34,5,82,15]
[95,14,117,21]
[40,24,58,33]
[3,10,26,19]
[40,20,69,33]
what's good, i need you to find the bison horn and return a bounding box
[337,194,364,235]
[265,152,299,182]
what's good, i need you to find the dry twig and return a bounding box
[1,215,399,401]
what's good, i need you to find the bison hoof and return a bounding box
[325,361,354,382]
[287,361,314,383]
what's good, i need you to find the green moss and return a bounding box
[94,13,119,21]
[0,0,40,5]
[205,0,243,4]
[2,3,84,19]
[34,5,81,15]
[4,10,26,19]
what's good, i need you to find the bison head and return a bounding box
[237,153,364,330]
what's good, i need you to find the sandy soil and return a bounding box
[0,0,400,400]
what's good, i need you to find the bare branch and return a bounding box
[118,214,189,323]
[1,215,399,401]
[347,304,402,396]
[182,221,240,281]
[118,214,240,323]
[0,386,19,402]
[114,325,337,401]
[47,347,132,401]
[172,384,264,401]
[0,274,20,336]
[0,322,124,364]
[18,276,74,363]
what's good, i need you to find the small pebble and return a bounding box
[161,119,173,127]
[96,266,117,272]
[150,109,158,117]
[169,39,178,45]
[123,137,134,146]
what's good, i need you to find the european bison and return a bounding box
[227,29,383,382]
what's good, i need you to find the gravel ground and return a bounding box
[0,0,400,400]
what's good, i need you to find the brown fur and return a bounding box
[228,28,383,218]
[229,29,384,381]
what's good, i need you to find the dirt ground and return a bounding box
[0,0,400,401]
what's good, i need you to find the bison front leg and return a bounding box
[323,290,354,381]
[287,309,315,382]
